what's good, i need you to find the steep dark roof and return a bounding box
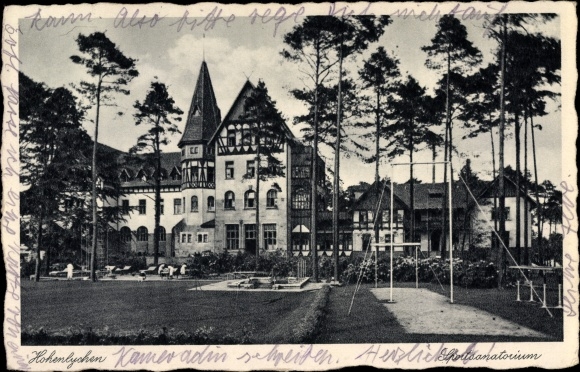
[120,152,182,187]
[179,61,221,146]
[478,176,537,206]
[352,180,409,211]
[209,80,295,144]
[393,182,468,210]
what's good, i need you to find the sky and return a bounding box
[18,7,563,188]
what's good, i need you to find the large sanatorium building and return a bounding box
[102,61,535,260]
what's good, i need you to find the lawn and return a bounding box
[21,279,563,345]
[315,283,563,344]
[21,280,316,344]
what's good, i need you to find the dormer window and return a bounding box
[119,169,130,182]
[137,169,147,182]
[170,167,181,181]
[190,146,198,154]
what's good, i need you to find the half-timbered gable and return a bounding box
[351,181,408,252]
[210,80,295,255]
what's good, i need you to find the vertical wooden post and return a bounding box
[448,161,454,304]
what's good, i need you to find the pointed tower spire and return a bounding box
[179,61,221,147]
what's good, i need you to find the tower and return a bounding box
[177,61,221,255]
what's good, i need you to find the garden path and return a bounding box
[370,288,549,338]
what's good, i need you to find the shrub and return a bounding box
[22,324,257,345]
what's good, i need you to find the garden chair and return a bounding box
[117,266,132,275]
[140,266,157,275]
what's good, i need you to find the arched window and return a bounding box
[137,226,148,242]
[207,196,215,211]
[191,196,198,212]
[267,189,278,208]
[244,190,255,209]
[120,226,132,243]
[292,189,310,210]
[157,226,166,242]
[224,191,235,209]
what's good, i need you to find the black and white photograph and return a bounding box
[3,2,578,370]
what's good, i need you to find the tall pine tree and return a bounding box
[130,81,183,266]
[71,32,138,281]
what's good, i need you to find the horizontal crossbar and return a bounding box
[390,161,449,166]
[371,243,421,247]
[508,266,562,271]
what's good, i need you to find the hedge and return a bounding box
[289,285,331,343]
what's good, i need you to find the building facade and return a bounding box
[109,61,324,259]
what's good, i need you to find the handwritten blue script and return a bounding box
[562,253,578,317]
[113,346,227,367]
[3,24,21,72]
[26,8,92,31]
[169,7,235,32]
[237,344,336,367]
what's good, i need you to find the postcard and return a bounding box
[3,2,578,370]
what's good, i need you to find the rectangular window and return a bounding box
[227,130,236,146]
[183,198,186,214]
[181,233,186,243]
[121,200,129,215]
[174,198,182,214]
[384,234,392,243]
[197,233,208,243]
[187,234,192,243]
[292,166,310,178]
[226,224,240,250]
[359,211,368,227]
[245,224,256,240]
[246,160,255,178]
[160,199,164,215]
[190,146,198,154]
[382,210,390,223]
[207,166,215,183]
[138,199,146,214]
[491,207,511,221]
[225,161,234,179]
[396,210,404,223]
[263,224,277,250]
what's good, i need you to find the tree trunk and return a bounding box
[530,112,543,264]
[374,89,381,280]
[441,124,449,258]
[311,38,321,282]
[523,108,529,265]
[432,143,436,184]
[515,110,521,264]
[153,117,161,266]
[497,19,507,288]
[409,119,415,245]
[34,205,45,282]
[44,222,51,276]
[333,40,344,283]
[255,125,261,268]
[375,90,381,185]
[91,77,103,282]
[490,123,498,241]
